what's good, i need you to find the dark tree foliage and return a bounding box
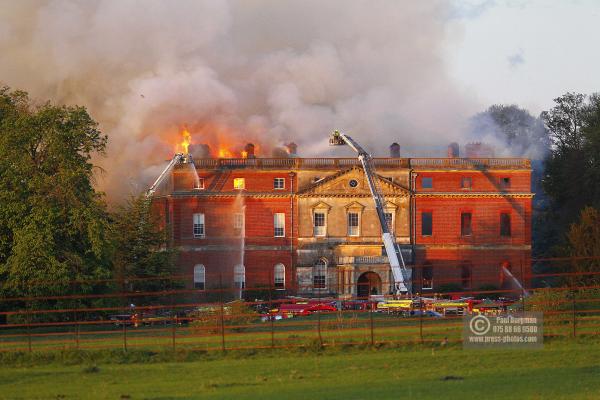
[111,195,177,295]
[542,93,600,236]
[0,87,113,309]
[538,93,600,261]
[542,93,587,153]
[567,207,600,286]
[469,104,550,159]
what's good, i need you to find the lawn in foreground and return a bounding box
[1,340,600,399]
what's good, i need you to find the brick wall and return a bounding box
[415,170,531,192]
[153,159,533,296]
[415,197,532,245]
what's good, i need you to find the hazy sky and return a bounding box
[1,0,598,197]
[447,0,600,114]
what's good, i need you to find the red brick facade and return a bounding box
[412,166,532,293]
[152,157,533,297]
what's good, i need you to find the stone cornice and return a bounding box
[414,244,531,250]
[415,192,534,199]
[165,191,292,198]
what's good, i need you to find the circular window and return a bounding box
[348,179,359,188]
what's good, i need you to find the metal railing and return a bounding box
[190,157,530,170]
[337,256,389,265]
[1,256,594,354]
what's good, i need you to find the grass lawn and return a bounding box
[1,339,600,399]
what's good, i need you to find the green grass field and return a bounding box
[2,311,589,353]
[1,339,600,399]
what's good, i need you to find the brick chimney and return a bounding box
[244,143,256,158]
[390,143,401,158]
[286,142,297,156]
[447,142,459,158]
[465,142,494,158]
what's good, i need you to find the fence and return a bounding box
[1,256,599,353]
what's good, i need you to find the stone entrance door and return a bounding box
[357,271,382,298]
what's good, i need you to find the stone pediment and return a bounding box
[310,201,332,210]
[298,167,410,197]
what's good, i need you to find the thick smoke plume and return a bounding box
[467,104,550,160]
[0,1,478,200]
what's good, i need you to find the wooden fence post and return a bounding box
[269,269,274,349]
[219,273,226,352]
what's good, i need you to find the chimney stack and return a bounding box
[390,143,401,158]
[286,142,298,157]
[447,142,459,158]
[244,143,256,159]
[465,142,494,158]
[189,143,211,159]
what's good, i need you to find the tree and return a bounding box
[0,87,113,319]
[111,195,177,295]
[567,207,600,286]
[541,92,586,153]
[542,93,600,237]
[469,104,550,159]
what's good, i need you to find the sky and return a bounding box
[0,0,599,198]
[446,0,600,114]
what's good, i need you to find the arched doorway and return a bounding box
[357,272,382,298]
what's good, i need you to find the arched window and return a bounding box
[234,264,245,289]
[274,263,285,289]
[313,258,327,289]
[193,264,205,290]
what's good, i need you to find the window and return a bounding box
[195,178,205,190]
[314,212,326,236]
[313,259,327,289]
[234,213,244,229]
[234,264,245,289]
[347,212,360,236]
[421,212,432,236]
[422,263,433,290]
[274,213,285,237]
[421,177,432,189]
[384,212,394,233]
[274,264,285,289]
[348,179,359,188]
[500,177,511,189]
[233,213,244,236]
[274,177,285,190]
[500,213,511,237]
[233,178,245,190]
[460,177,472,189]
[193,265,205,290]
[193,213,205,238]
[461,262,472,289]
[461,212,472,236]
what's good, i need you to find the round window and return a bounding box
[348,179,359,188]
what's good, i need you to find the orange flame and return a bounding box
[180,128,191,154]
[218,148,234,158]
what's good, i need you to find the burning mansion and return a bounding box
[150,139,532,298]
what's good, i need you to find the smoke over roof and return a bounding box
[0,1,479,200]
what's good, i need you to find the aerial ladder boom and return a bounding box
[146,153,186,198]
[329,130,411,294]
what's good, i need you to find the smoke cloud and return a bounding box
[0,0,479,200]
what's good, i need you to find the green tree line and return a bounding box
[0,87,175,316]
